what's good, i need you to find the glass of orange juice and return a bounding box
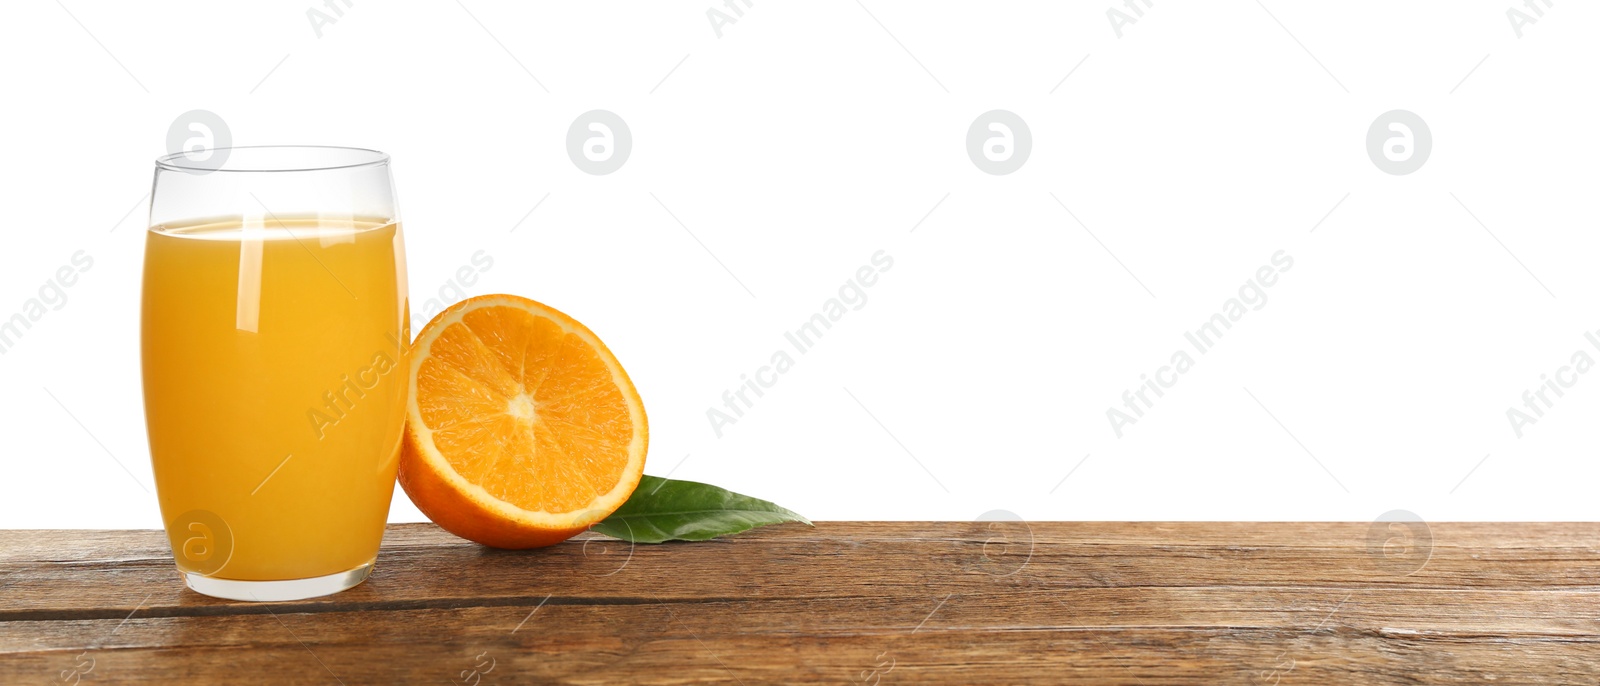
[142,146,409,601]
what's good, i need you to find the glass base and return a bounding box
[182,560,374,602]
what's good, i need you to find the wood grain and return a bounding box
[3,522,1599,684]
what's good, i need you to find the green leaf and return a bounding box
[590,476,811,544]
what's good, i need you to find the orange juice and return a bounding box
[141,216,408,581]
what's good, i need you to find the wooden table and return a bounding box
[3,522,1599,684]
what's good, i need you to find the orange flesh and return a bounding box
[415,305,634,514]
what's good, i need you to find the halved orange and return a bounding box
[399,294,648,548]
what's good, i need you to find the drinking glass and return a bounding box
[142,146,409,601]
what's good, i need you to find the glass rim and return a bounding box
[155,145,390,174]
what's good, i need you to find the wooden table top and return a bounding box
[3,522,1599,684]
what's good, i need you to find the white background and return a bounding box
[2,1,1597,528]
